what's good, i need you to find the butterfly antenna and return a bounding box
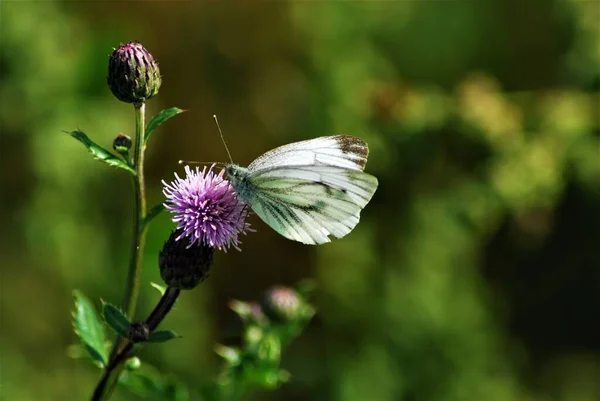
[179,160,227,168]
[213,114,234,164]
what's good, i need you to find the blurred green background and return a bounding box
[1,1,600,400]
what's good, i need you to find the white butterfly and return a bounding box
[225,135,378,245]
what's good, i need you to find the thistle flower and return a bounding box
[162,165,251,250]
[261,286,303,323]
[107,41,161,104]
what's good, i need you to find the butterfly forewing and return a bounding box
[248,135,369,172]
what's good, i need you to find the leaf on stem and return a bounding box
[103,302,131,337]
[146,330,182,343]
[215,345,241,366]
[72,290,108,366]
[119,363,191,401]
[145,107,186,143]
[141,203,165,229]
[150,282,167,296]
[68,130,135,174]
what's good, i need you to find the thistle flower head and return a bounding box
[261,286,303,323]
[162,165,251,251]
[107,41,161,104]
[159,229,214,290]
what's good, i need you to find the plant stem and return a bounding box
[91,102,148,401]
[91,343,133,401]
[146,287,181,331]
[90,288,182,401]
[123,102,148,319]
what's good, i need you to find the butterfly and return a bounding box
[224,135,378,245]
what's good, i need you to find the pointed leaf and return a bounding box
[296,279,317,300]
[119,363,190,401]
[229,299,253,319]
[215,345,241,365]
[119,366,164,397]
[150,282,167,296]
[72,290,108,366]
[103,302,131,337]
[145,107,186,143]
[68,130,135,174]
[164,379,191,401]
[147,330,181,343]
[141,203,165,229]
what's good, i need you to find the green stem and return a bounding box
[123,102,148,319]
[91,102,148,401]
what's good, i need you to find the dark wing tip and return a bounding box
[334,135,369,169]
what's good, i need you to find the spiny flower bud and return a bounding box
[261,286,302,323]
[113,133,132,155]
[159,229,214,290]
[107,42,161,104]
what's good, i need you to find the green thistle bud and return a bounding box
[112,133,132,156]
[261,286,302,323]
[159,230,214,290]
[107,42,161,104]
[125,357,141,371]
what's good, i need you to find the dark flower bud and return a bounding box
[261,286,302,323]
[159,229,214,290]
[107,42,161,104]
[113,133,132,155]
[127,322,150,343]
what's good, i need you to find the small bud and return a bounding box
[257,333,281,362]
[261,286,302,323]
[125,356,141,371]
[107,42,161,104]
[113,133,132,155]
[127,322,150,343]
[159,230,214,290]
[244,325,264,346]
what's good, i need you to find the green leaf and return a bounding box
[296,279,317,299]
[145,107,186,143]
[215,345,241,365]
[68,130,135,174]
[147,330,181,343]
[119,366,164,397]
[141,203,165,229]
[103,302,131,337]
[229,300,253,320]
[119,363,190,401]
[150,282,167,296]
[72,290,108,366]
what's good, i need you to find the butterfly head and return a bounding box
[225,164,253,203]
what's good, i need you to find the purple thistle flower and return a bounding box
[162,165,251,251]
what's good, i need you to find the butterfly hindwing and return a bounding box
[252,166,377,208]
[246,166,378,245]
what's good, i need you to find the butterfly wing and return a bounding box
[246,165,378,245]
[248,135,369,172]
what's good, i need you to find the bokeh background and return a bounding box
[1,1,600,400]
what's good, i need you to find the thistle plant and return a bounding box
[69,42,314,401]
